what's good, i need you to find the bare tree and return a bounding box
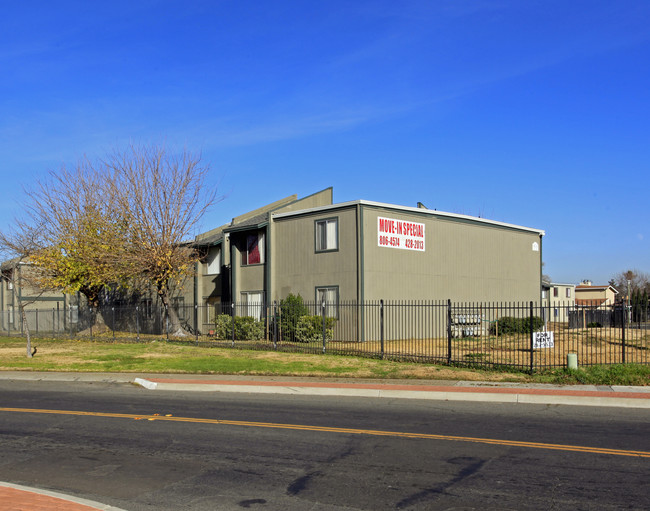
[610,269,650,298]
[105,144,217,336]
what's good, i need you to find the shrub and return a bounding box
[279,293,309,341]
[295,315,336,343]
[214,314,233,339]
[234,316,264,341]
[587,322,603,328]
[214,314,264,340]
[491,316,544,335]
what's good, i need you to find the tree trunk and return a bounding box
[79,286,111,334]
[19,303,34,358]
[158,286,188,337]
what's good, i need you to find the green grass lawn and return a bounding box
[1,336,649,386]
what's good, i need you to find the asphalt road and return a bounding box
[0,380,648,510]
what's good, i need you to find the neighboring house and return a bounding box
[574,281,618,308]
[541,282,576,322]
[0,259,71,332]
[185,187,545,331]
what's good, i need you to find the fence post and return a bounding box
[273,301,278,350]
[194,304,199,344]
[231,302,235,348]
[322,300,326,354]
[52,308,55,338]
[112,307,116,343]
[165,306,169,341]
[622,304,626,364]
[529,301,534,374]
[136,306,140,342]
[447,299,452,364]
[380,300,385,360]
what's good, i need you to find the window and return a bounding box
[69,305,79,324]
[553,287,559,297]
[316,286,339,318]
[2,270,13,290]
[566,288,572,298]
[141,299,153,318]
[241,291,263,321]
[315,218,338,252]
[242,232,265,265]
[204,297,222,324]
[541,290,547,299]
[205,247,221,275]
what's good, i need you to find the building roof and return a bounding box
[273,200,545,235]
[575,285,618,293]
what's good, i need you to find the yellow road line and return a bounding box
[1,407,648,458]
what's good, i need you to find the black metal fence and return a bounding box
[2,300,648,371]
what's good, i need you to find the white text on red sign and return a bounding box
[377,216,425,252]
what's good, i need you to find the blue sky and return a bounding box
[1,0,649,286]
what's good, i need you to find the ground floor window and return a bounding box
[203,297,223,324]
[316,286,339,318]
[69,305,79,324]
[241,291,264,321]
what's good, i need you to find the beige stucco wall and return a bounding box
[271,206,359,303]
[575,287,617,306]
[362,206,542,303]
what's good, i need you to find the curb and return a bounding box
[134,378,650,409]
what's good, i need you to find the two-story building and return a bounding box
[185,188,545,330]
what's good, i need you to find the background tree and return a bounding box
[609,269,650,301]
[541,262,551,285]
[105,144,217,336]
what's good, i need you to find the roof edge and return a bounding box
[272,199,545,235]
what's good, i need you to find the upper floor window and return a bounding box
[205,247,221,275]
[553,287,559,297]
[242,232,265,265]
[566,288,572,298]
[315,218,338,252]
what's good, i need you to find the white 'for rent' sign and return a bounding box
[533,331,554,349]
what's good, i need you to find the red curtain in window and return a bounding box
[247,235,260,264]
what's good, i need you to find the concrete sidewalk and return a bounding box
[1,370,648,408]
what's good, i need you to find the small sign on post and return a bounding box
[533,331,554,349]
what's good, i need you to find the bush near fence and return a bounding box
[491,316,544,335]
